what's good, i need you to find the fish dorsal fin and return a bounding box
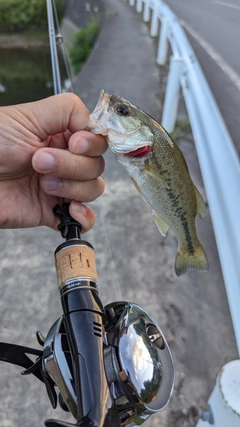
[194,185,206,219]
[153,210,169,236]
[145,162,170,189]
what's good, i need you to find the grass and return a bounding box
[69,18,100,75]
[171,119,191,140]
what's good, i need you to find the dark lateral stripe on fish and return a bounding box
[180,213,195,253]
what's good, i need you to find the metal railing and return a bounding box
[125,0,240,355]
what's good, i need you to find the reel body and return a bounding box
[41,301,174,427]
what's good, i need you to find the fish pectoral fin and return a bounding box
[194,185,206,219]
[153,211,169,236]
[131,178,148,203]
[145,162,170,189]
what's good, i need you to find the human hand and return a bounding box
[0,93,107,231]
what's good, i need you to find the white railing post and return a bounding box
[136,0,143,13]
[143,0,151,22]
[196,360,240,427]
[157,19,168,64]
[129,0,135,6]
[161,56,183,132]
[150,6,159,36]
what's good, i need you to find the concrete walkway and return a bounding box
[73,0,161,117]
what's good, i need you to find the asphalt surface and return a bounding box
[0,1,238,427]
[64,0,105,28]
[165,0,240,157]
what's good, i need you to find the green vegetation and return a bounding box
[0,0,65,33]
[171,119,191,140]
[69,18,100,75]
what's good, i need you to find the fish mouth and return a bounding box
[88,90,112,134]
[109,141,152,157]
[124,145,152,158]
[89,90,153,158]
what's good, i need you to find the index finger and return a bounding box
[17,93,90,141]
[68,130,108,157]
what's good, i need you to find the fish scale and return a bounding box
[89,90,208,276]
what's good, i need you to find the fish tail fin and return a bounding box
[175,243,209,277]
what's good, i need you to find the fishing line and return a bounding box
[97,199,123,301]
[48,0,123,300]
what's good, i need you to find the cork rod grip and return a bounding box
[55,244,98,288]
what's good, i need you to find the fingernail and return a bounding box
[72,137,90,154]
[42,176,60,192]
[35,152,55,171]
[71,201,87,213]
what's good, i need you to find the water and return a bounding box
[0,45,70,106]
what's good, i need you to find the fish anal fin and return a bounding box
[153,211,169,236]
[145,162,170,189]
[194,185,206,219]
[175,242,209,276]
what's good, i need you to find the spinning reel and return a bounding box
[0,204,174,426]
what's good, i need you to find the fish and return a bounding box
[88,90,208,276]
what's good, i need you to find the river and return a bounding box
[0,44,70,106]
[0,0,105,106]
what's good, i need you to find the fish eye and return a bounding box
[116,104,130,116]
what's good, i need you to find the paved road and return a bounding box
[165,0,240,156]
[64,0,105,28]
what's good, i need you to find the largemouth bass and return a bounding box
[88,90,208,276]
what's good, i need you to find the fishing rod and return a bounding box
[44,2,175,425]
[46,0,73,95]
[0,3,174,427]
[44,4,174,425]
[46,0,62,95]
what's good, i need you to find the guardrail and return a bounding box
[124,0,240,355]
